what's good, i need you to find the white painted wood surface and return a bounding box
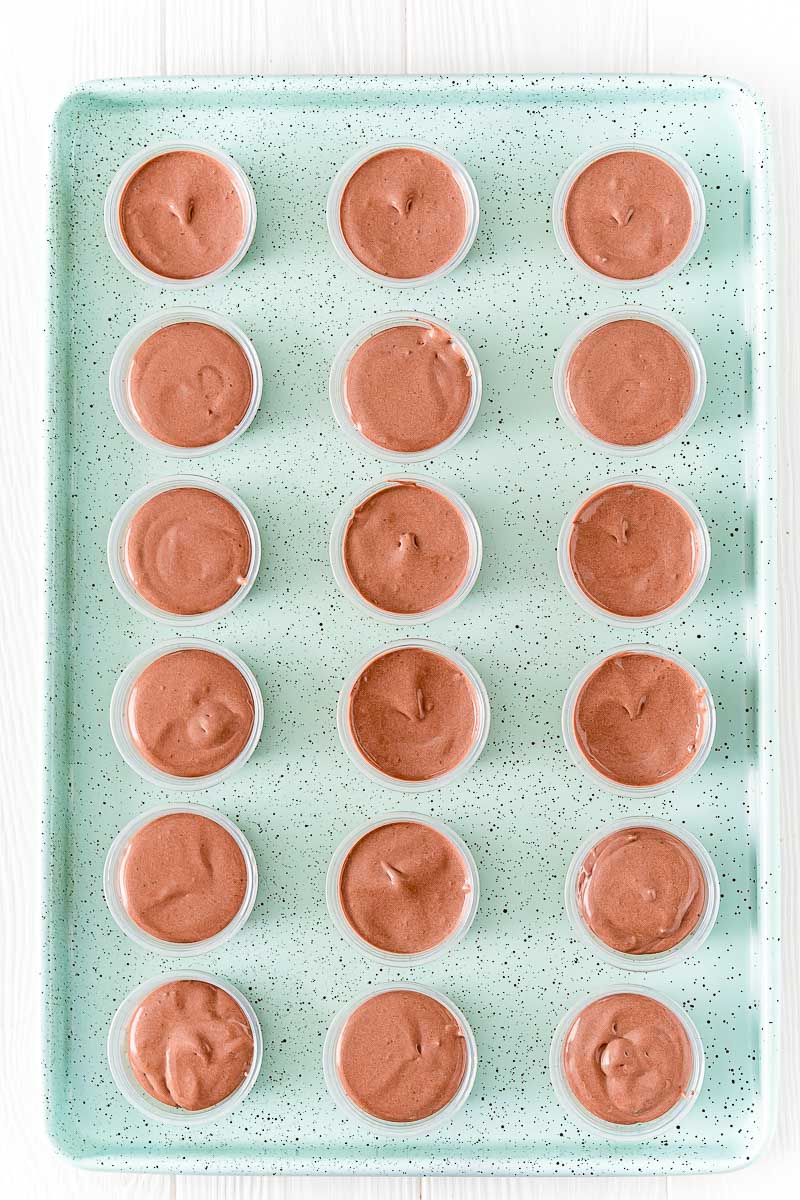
[0,0,797,1195]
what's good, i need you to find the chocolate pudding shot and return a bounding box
[327,987,475,1127]
[111,642,262,787]
[571,822,717,961]
[116,148,250,281]
[557,311,704,450]
[329,814,478,959]
[341,643,489,787]
[561,480,709,621]
[341,320,476,456]
[128,649,254,777]
[559,991,697,1126]
[127,978,255,1110]
[332,145,477,282]
[336,479,479,619]
[565,648,714,792]
[557,146,703,283]
[128,320,254,449]
[119,485,254,618]
[109,808,253,947]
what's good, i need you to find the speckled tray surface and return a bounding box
[44,74,777,1175]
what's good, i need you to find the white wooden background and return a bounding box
[1,0,798,1196]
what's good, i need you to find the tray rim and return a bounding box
[42,70,779,1176]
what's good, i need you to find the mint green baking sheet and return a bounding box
[44,74,778,1175]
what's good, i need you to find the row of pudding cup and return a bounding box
[107,471,710,630]
[539,140,712,1143]
[102,147,267,1132]
[103,153,268,1131]
[108,634,714,795]
[544,141,711,1141]
[104,799,715,1137]
[105,139,703,291]
[550,253,713,1139]
[110,302,705,460]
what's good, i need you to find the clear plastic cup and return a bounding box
[104,143,257,288]
[107,970,263,1125]
[549,984,704,1140]
[109,638,264,791]
[103,803,259,957]
[561,643,716,797]
[552,307,707,456]
[557,476,710,627]
[109,307,263,457]
[326,142,479,287]
[329,475,482,624]
[325,811,480,965]
[329,311,482,463]
[564,816,720,972]
[337,638,491,792]
[552,142,705,288]
[323,982,478,1135]
[107,475,261,626]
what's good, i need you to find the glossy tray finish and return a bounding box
[44,74,777,1175]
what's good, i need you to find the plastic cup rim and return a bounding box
[107,969,263,1125]
[109,637,264,791]
[103,802,259,957]
[326,141,480,288]
[108,306,263,457]
[325,809,480,965]
[561,642,716,797]
[329,474,483,624]
[336,638,491,792]
[329,310,483,463]
[106,474,262,626]
[563,815,721,972]
[103,142,257,289]
[556,475,711,627]
[552,141,706,289]
[552,305,707,457]
[322,981,478,1135]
